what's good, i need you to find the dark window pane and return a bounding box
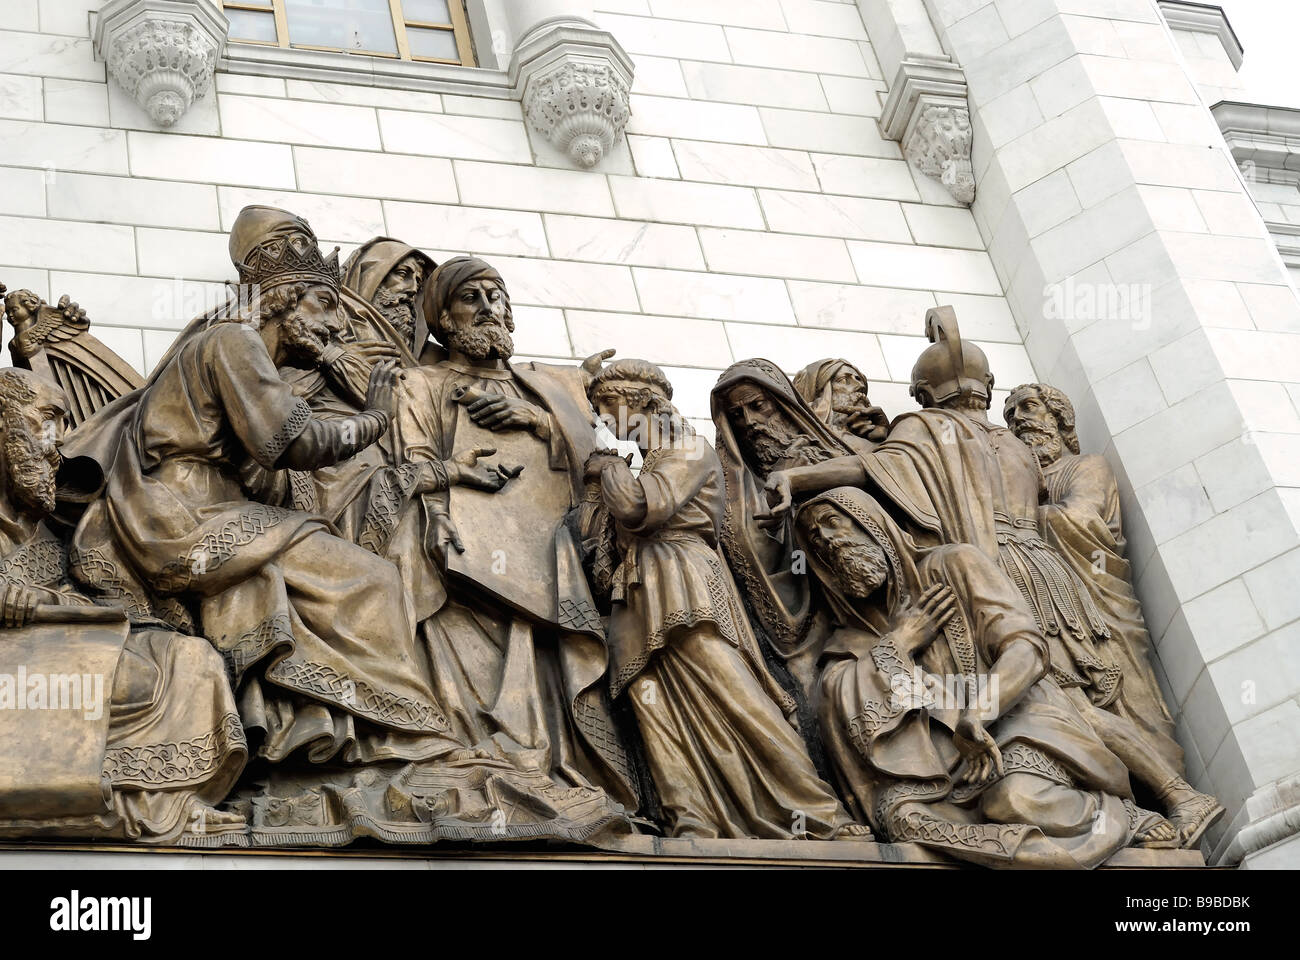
[285,0,398,54]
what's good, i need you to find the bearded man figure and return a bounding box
[763,307,1223,848]
[793,358,890,453]
[710,359,854,706]
[387,256,640,840]
[63,224,456,781]
[795,488,1171,867]
[586,359,866,840]
[1005,383,1216,837]
[341,237,436,358]
[0,368,246,844]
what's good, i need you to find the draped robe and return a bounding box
[600,440,855,839]
[801,489,1140,868]
[0,519,246,843]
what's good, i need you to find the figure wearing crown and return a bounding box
[63,206,464,777]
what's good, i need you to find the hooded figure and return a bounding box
[792,358,890,453]
[795,487,1171,868]
[342,237,437,357]
[710,359,852,702]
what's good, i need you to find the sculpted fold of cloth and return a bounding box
[342,237,437,358]
[0,368,246,844]
[793,358,890,453]
[373,256,639,840]
[1005,384,1204,809]
[710,359,855,703]
[587,360,865,840]
[796,488,1165,868]
[762,307,1224,848]
[61,222,458,780]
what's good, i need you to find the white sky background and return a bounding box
[1217,0,1300,108]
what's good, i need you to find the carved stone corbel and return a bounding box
[93,0,228,128]
[881,56,974,205]
[511,18,634,169]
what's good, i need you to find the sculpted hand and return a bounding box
[890,583,957,660]
[328,341,401,407]
[580,348,617,384]
[846,403,890,443]
[364,359,400,417]
[584,449,629,484]
[431,514,465,555]
[467,394,543,432]
[954,711,1004,787]
[57,294,88,328]
[755,471,794,527]
[448,447,522,492]
[1,584,43,629]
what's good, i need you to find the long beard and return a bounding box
[447,321,514,362]
[830,541,889,598]
[1017,426,1062,465]
[282,314,329,367]
[5,430,57,514]
[374,288,414,340]
[745,421,830,471]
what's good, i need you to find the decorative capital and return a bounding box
[93,0,228,127]
[511,19,634,169]
[881,56,974,206]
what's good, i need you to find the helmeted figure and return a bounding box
[795,487,1159,867]
[762,307,1222,847]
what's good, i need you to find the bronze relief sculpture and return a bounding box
[0,205,1223,865]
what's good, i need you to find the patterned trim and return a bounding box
[288,470,318,513]
[265,656,448,733]
[221,612,294,682]
[574,693,633,786]
[261,398,312,465]
[0,535,65,589]
[102,713,246,788]
[558,597,603,634]
[66,544,149,620]
[155,503,293,594]
[1001,742,1075,787]
[847,697,906,755]
[357,462,423,555]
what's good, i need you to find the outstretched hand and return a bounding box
[754,471,794,527]
[364,358,400,416]
[449,446,523,492]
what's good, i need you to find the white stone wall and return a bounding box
[0,0,1030,442]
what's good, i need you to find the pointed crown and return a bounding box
[235,230,341,293]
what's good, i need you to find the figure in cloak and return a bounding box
[0,367,246,843]
[389,256,640,834]
[793,358,890,453]
[63,219,457,773]
[341,237,437,358]
[710,359,853,703]
[762,307,1223,848]
[585,359,868,840]
[1005,382,1216,832]
[795,487,1175,867]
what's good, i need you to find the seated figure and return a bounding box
[0,367,246,843]
[795,487,1177,867]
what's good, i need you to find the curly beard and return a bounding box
[1016,425,1063,465]
[374,287,415,342]
[744,420,831,471]
[829,540,889,598]
[446,321,515,362]
[280,312,330,367]
[5,428,57,514]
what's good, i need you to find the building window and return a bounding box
[219,0,476,66]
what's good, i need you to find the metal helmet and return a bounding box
[909,305,994,408]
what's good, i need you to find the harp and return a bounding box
[2,287,144,429]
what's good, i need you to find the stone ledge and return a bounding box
[0,838,1208,870]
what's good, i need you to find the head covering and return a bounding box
[342,237,437,352]
[795,357,872,423]
[793,487,926,647]
[420,256,506,343]
[709,359,852,658]
[911,306,993,408]
[230,205,340,294]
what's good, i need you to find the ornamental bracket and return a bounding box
[881,55,974,205]
[509,17,634,170]
[93,0,228,128]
